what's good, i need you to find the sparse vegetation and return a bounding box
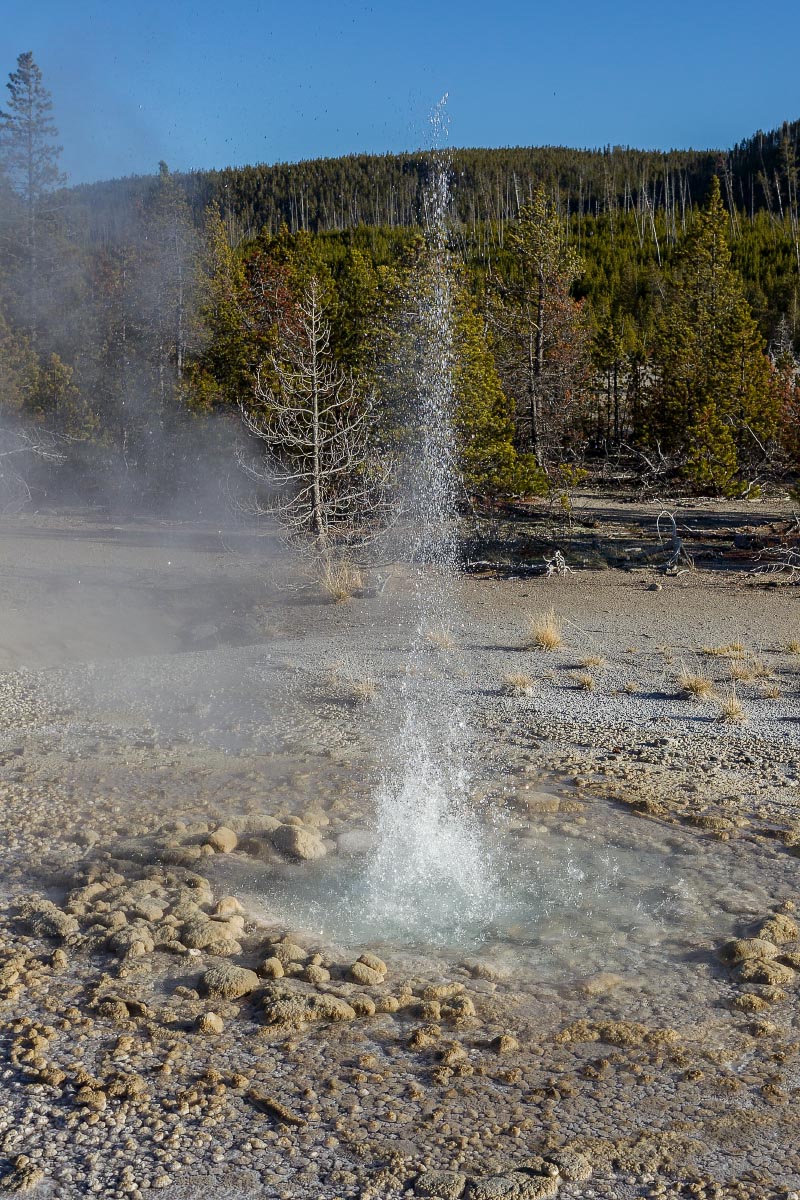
[719,688,747,722]
[529,609,563,651]
[700,642,746,658]
[623,681,640,694]
[317,556,364,603]
[501,672,535,697]
[787,640,800,655]
[728,656,770,683]
[346,677,378,704]
[426,626,457,651]
[759,682,782,699]
[580,654,605,669]
[574,672,596,691]
[328,671,378,704]
[678,668,715,700]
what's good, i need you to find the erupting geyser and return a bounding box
[366,99,493,938]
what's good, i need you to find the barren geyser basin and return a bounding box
[1,497,799,1200]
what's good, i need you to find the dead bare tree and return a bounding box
[656,510,694,573]
[0,424,65,512]
[239,277,394,587]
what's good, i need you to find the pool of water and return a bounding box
[209,795,790,986]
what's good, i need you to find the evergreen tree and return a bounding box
[26,352,97,441]
[0,307,36,413]
[490,188,590,466]
[453,296,545,496]
[185,205,251,413]
[0,52,64,338]
[646,177,779,493]
[769,314,800,465]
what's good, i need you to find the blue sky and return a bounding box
[4,0,799,185]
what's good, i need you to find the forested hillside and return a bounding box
[66,122,800,243]
[2,50,800,513]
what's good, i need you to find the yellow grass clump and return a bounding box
[718,688,747,723]
[529,609,563,652]
[501,672,535,697]
[426,626,457,651]
[580,654,605,669]
[574,672,596,691]
[729,655,771,683]
[678,668,715,700]
[318,557,363,603]
[700,641,745,658]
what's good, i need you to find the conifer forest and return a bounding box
[2,50,800,507]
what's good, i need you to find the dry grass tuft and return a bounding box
[718,687,747,723]
[332,674,378,705]
[574,672,596,691]
[348,677,378,704]
[678,667,715,700]
[529,609,563,651]
[759,682,782,699]
[623,681,640,694]
[728,656,771,683]
[700,641,745,658]
[501,672,535,697]
[580,654,605,669]
[786,639,800,655]
[426,626,457,651]
[318,557,363,603]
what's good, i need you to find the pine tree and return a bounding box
[185,205,250,413]
[490,187,590,466]
[0,52,64,338]
[646,177,779,492]
[453,296,545,496]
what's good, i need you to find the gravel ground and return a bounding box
[0,510,799,1200]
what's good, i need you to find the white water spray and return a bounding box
[367,99,492,938]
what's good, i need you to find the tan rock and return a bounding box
[357,951,387,974]
[270,941,307,966]
[208,827,238,854]
[349,961,383,986]
[197,1011,224,1034]
[720,938,780,965]
[491,1033,519,1054]
[758,913,799,944]
[350,994,376,1017]
[737,959,795,986]
[423,982,464,1002]
[202,964,260,1000]
[271,824,326,861]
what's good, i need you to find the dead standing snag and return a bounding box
[240,276,394,572]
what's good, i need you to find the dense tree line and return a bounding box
[1,51,800,512]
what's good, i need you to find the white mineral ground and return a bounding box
[0,499,798,1200]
